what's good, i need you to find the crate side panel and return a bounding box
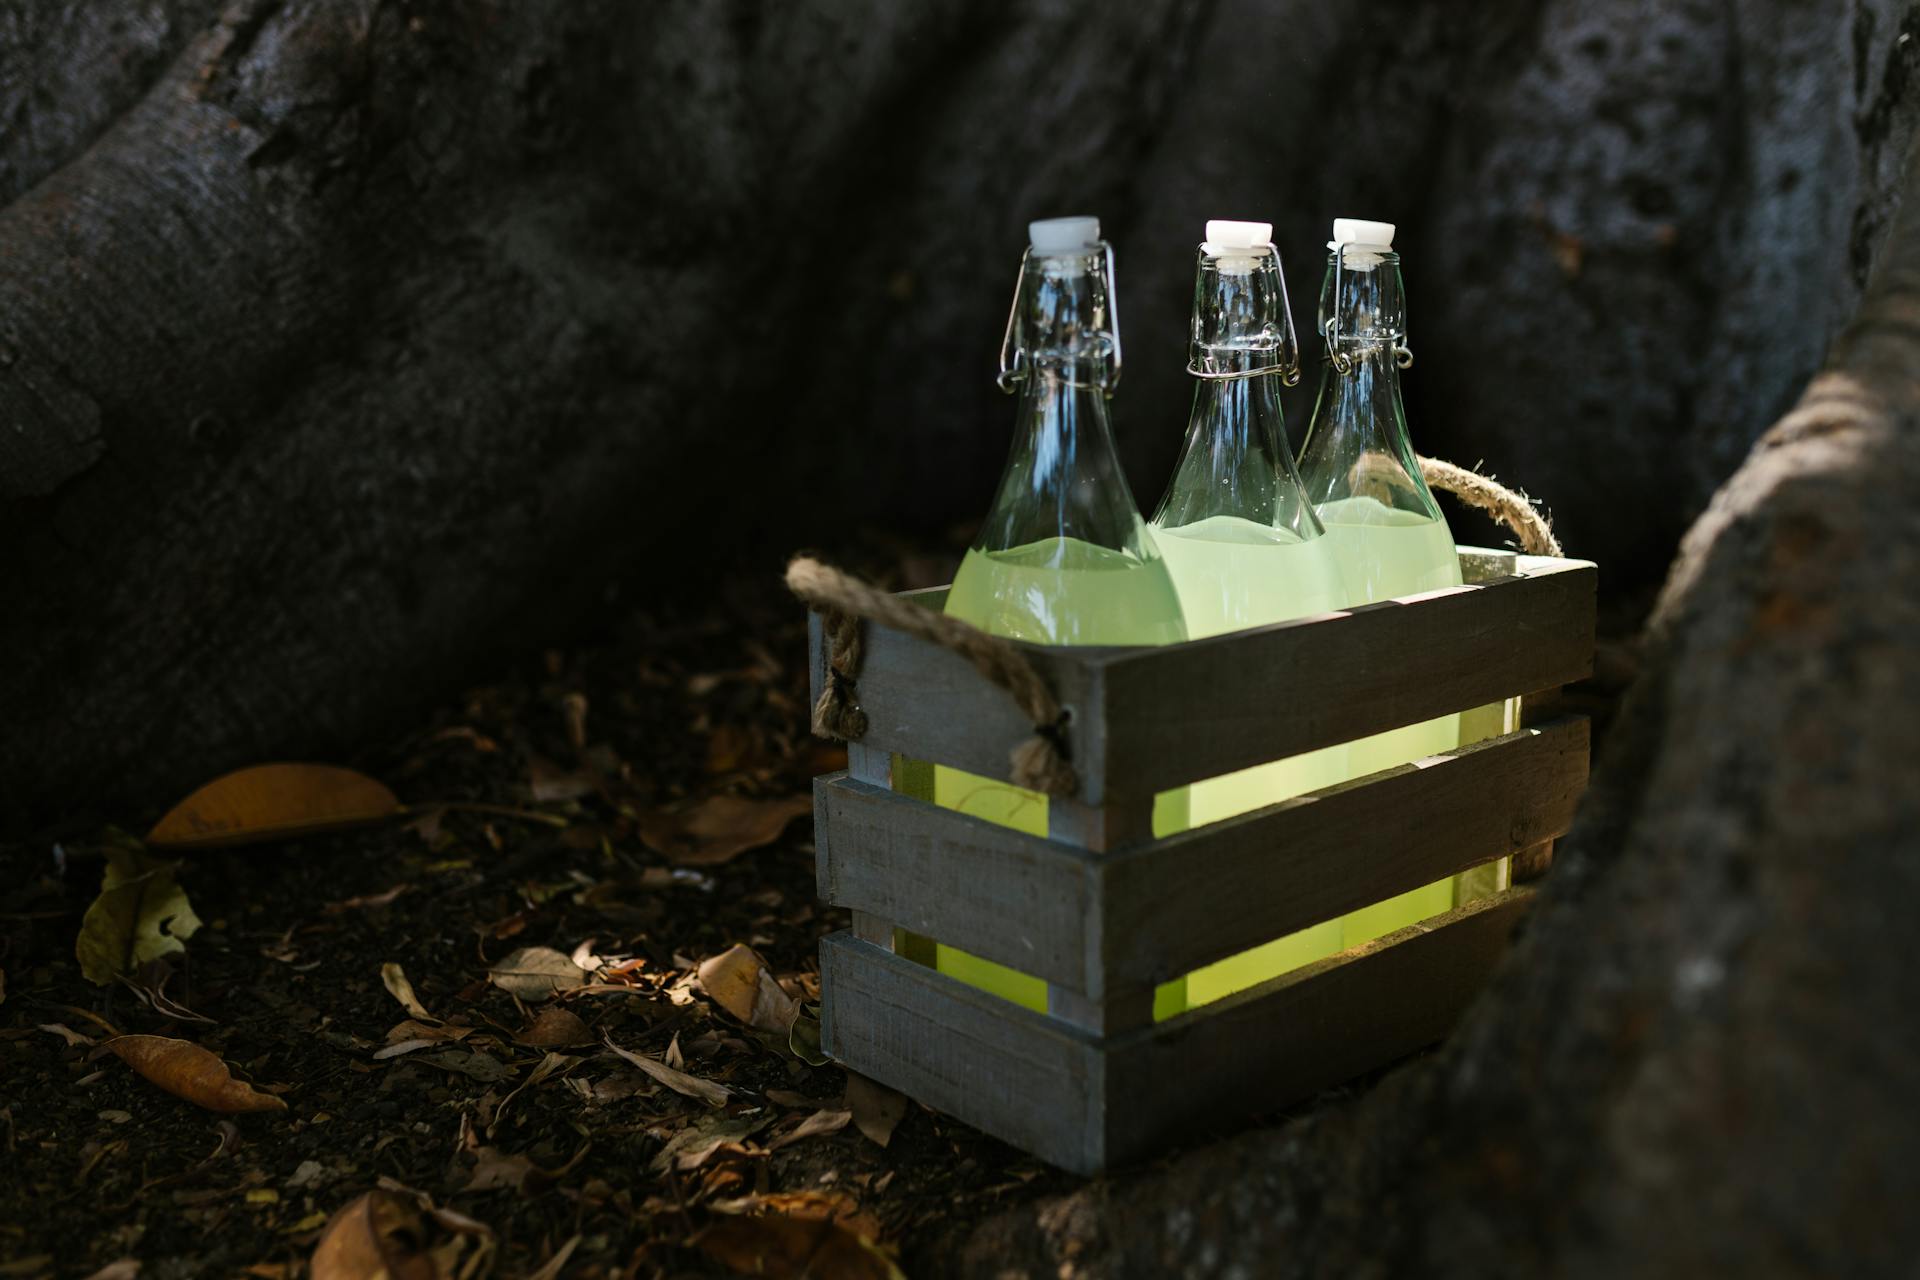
[1101,720,1586,986]
[1099,561,1597,795]
[1102,889,1534,1165]
[806,608,1114,804]
[817,775,1093,990]
[820,932,1105,1173]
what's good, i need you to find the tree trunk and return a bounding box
[4,1,1915,834]
[937,132,1920,1278]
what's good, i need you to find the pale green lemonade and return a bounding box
[1314,495,1463,944]
[933,535,1188,1015]
[1153,514,1350,1000]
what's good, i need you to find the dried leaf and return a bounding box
[76,846,202,986]
[415,1048,517,1083]
[80,1262,141,1280]
[518,1007,592,1048]
[384,1019,470,1044]
[710,1190,884,1242]
[380,963,440,1023]
[528,755,595,803]
[525,1234,581,1280]
[602,1034,730,1107]
[697,944,799,1034]
[844,1073,908,1149]
[788,1005,830,1066]
[649,1111,769,1173]
[768,1108,852,1152]
[147,763,400,849]
[324,883,412,914]
[311,1188,492,1280]
[40,1023,94,1047]
[106,1035,287,1114]
[464,1146,536,1193]
[696,1214,902,1280]
[637,793,812,866]
[488,947,585,1001]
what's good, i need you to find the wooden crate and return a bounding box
[805,549,1596,1174]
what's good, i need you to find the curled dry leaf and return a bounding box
[649,1111,769,1174]
[311,1188,493,1280]
[147,762,400,850]
[844,1072,909,1149]
[380,963,440,1023]
[637,793,812,866]
[696,1214,903,1280]
[107,1035,287,1114]
[697,944,799,1034]
[768,1107,852,1152]
[488,947,585,1001]
[518,1006,592,1048]
[76,846,203,986]
[602,1034,730,1107]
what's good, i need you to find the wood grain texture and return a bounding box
[1101,888,1535,1166]
[805,556,1596,804]
[819,930,1106,1173]
[820,889,1536,1173]
[1096,559,1597,797]
[814,719,1586,994]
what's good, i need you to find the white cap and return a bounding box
[1331,218,1395,249]
[1203,219,1272,252]
[1028,216,1101,254]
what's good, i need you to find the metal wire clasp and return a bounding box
[996,241,1124,397]
[1325,242,1413,375]
[1185,240,1302,386]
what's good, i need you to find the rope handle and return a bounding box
[788,459,1559,799]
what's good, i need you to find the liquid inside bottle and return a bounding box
[1296,219,1466,947]
[931,217,1189,1017]
[1149,221,1348,1002]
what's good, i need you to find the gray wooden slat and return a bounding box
[1101,887,1535,1166]
[1099,720,1583,986]
[805,556,1595,803]
[1097,559,1596,796]
[819,931,1105,1173]
[814,719,1586,993]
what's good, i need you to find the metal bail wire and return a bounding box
[1324,242,1413,374]
[1184,242,1302,385]
[996,241,1124,397]
[996,247,1032,395]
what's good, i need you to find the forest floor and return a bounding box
[0,538,1640,1280]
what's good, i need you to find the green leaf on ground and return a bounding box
[76,842,203,985]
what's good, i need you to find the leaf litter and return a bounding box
[0,544,1081,1276]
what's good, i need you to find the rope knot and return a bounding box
[1011,712,1077,798]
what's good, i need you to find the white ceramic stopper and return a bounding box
[1028,216,1101,254]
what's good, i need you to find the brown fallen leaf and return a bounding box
[380,963,440,1023]
[147,763,400,850]
[697,944,799,1034]
[106,1035,287,1114]
[323,883,412,914]
[602,1034,730,1107]
[844,1072,909,1149]
[80,1261,141,1280]
[310,1188,492,1280]
[384,1019,471,1044]
[488,946,585,1001]
[710,1190,884,1243]
[768,1107,852,1152]
[528,755,596,803]
[649,1111,769,1173]
[637,793,812,866]
[518,1007,592,1048]
[696,1214,902,1280]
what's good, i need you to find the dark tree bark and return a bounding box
[938,133,1920,1280]
[3,0,1916,833]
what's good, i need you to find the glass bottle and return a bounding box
[1296,218,1463,947]
[932,216,1189,1012]
[1149,219,1347,1001]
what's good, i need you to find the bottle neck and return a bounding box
[1154,248,1316,536]
[977,249,1152,558]
[1298,249,1438,520]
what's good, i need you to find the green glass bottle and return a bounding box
[1296,218,1465,947]
[932,216,1189,1015]
[1148,220,1347,1002]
